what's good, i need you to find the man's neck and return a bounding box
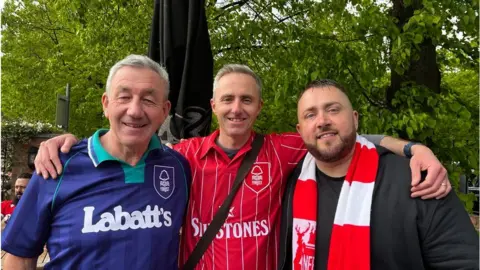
[101,132,148,166]
[216,130,251,150]
[315,148,355,178]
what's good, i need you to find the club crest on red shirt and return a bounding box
[244,162,272,193]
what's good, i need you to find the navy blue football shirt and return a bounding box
[2,129,191,270]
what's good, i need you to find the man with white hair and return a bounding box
[2,55,191,270]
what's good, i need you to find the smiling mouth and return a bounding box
[227,118,246,122]
[316,132,337,139]
[123,123,147,128]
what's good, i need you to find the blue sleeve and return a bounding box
[1,172,56,258]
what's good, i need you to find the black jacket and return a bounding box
[279,146,479,270]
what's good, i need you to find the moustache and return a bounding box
[315,127,338,137]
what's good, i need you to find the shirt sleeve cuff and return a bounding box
[362,134,385,145]
[1,241,43,259]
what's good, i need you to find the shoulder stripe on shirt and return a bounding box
[279,144,306,150]
[87,136,98,167]
[51,152,83,211]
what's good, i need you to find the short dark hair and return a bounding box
[299,79,348,100]
[17,173,32,180]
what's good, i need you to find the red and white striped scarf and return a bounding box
[291,135,379,270]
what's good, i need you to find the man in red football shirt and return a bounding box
[1,173,32,224]
[33,64,450,270]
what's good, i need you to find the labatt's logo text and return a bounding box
[191,218,269,239]
[82,205,172,233]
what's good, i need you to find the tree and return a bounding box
[1,0,154,137]
[205,0,479,210]
[2,0,478,210]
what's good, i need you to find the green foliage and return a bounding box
[1,119,62,142]
[205,0,478,211]
[1,0,153,138]
[2,0,478,210]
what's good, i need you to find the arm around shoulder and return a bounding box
[361,134,386,145]
[420,190,479,269]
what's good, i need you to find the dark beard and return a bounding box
[305,130,357,163]
[13,195,21,205]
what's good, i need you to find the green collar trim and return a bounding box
[90,129,161,166]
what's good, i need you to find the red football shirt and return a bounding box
[175,130,307,270]
[1,200,15,221]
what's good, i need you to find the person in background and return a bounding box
[1,173,32,224]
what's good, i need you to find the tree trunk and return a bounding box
[387,0,441,107]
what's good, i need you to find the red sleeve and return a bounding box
[270,132,307,164]
[172,138,197,158]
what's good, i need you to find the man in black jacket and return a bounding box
[279,79,479,270]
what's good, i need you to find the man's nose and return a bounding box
[316,111,331,129]
[126,99,144,118]
[231,99,242,113]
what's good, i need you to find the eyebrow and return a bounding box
[302,102,342,113]
[324,102,342,108]
[219,94,254,99]
[116,86,157,95]
[116,86,130,94]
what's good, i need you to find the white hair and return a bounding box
[105,54,170,98]
[212,64,262,98]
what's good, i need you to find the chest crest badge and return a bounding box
[153,165,175,199]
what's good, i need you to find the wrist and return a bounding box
[403,141,422,158]
[410,143,427,157]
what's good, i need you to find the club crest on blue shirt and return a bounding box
[153,165,175,199]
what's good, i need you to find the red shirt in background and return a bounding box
[1,200,15,221]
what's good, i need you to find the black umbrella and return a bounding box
[149,0,214,143]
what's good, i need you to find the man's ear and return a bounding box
[210,98,216,114]
[101,93,109,118]
[162,100,172,121]
[353,110,359,130]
